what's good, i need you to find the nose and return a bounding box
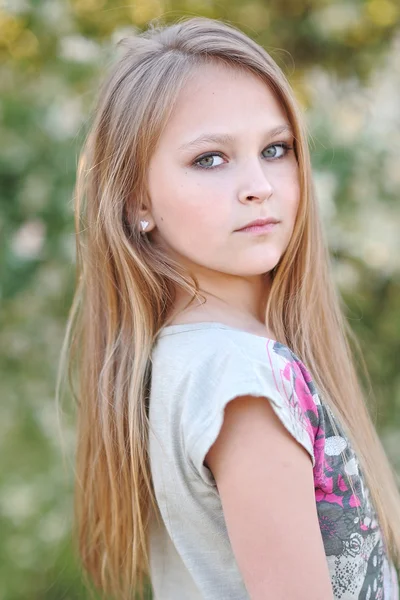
[238,159,273,204]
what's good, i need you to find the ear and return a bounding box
[123,197,154,235]
[138,207,154,233]
[136,187,154,233]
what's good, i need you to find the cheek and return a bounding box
[150,177,226,251]
[154,169,227,231]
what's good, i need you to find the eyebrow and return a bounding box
[178,124,294,152]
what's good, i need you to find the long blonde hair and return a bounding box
[57,16,400,600]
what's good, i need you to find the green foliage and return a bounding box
[1,0,399,598]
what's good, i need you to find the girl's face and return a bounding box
[145,62,300,279]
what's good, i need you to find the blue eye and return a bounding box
[262,143,292,159]
[192,142,293,170]
[193,153,224,169]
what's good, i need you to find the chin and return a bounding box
[227,264,279,277]
[234,254,281,276]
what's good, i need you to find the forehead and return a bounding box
[158,62,288,146]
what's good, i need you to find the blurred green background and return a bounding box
[1,0,399,598]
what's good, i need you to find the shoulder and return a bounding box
[151,326,278,400]
[152,322,279,367]
[152,325,321,423]
[151,326,320,476]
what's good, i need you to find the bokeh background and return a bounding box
[1,0,400,598]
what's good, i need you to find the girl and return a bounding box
[60,16,400,600]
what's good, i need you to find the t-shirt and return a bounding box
[148,322,399,599]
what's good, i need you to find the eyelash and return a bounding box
[191,142,294,170]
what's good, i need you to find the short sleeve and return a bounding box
[180,333,316,486]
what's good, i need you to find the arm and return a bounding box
[205,395,334,600]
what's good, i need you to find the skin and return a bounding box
[140,61,300,336]
[140,62,335,598]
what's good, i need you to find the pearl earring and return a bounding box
[140,220,149,232]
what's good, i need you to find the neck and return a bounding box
[168,270,274,334]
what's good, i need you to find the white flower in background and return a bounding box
[11,220,45,260]
[37,0,73,32]
[311,3,362,37]
[43,96,84,140]
[2,0,29,14]
[59,34,101,63]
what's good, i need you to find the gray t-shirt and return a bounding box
[148,322,399,600]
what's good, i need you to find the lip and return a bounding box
[235,217,280,232]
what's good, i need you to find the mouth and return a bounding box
[235,218,280,233]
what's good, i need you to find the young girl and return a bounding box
[61,16,400,600]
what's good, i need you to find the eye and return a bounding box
[193,153,225,169]
[262,143,292,159]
